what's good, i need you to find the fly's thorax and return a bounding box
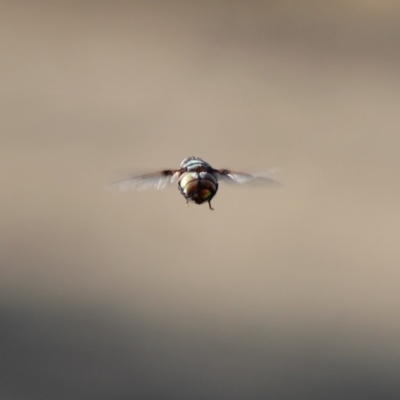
[179,171,218,203]
[180,157,211,171]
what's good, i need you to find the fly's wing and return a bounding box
[214,168,281,186]
[108,170,179,191]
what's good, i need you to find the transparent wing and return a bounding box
[215,168,281,186]
[108,170,179,191]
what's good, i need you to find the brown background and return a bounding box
[1,1,400,399]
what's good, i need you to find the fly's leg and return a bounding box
[208,200,214,211]
[186,199,189,208]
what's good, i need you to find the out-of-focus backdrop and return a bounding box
[1,1,400,399]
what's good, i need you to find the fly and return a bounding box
[109,156,279,210]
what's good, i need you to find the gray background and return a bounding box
[1,1,400,399]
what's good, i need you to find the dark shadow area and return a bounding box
[1,304,399,400]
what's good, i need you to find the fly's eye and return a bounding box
[184,181,200,194]
[202,180,217,192]
[197,180,217,201]
[180,173,197,189]
[199,188,213,200]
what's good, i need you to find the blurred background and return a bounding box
[1,1,400,399]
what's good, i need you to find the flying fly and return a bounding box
[109,156,279,210]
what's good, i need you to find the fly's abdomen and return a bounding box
[179,172,218,204]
